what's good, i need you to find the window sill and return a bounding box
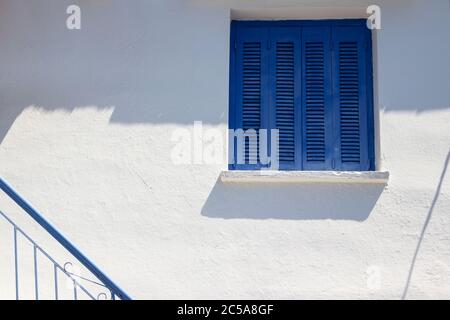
[220,171,390,184]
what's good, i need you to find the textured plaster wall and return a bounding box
[0,0,449,299]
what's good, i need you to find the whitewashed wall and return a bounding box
[0,0,449,299]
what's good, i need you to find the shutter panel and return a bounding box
[242,41,262,165]
[276,42,295,164]
[271,28,301,170]
[338,41,361,164]
[332,26,371,171]
[302,27,334,170]
[233,27,269,169]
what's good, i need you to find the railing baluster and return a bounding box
[33,245,39,300]
[54,264,58,300]
[14,227,19,300]
[73,280,78,300]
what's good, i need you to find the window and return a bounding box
[229,20,375,171]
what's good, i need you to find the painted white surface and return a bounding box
[220,171,390,184]
[0,0,449,299]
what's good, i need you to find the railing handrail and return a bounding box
[0,177,132,300]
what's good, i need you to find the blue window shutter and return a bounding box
[331,26,371,171]
[230,21,374,172]
[232,27,269,169]
[302,27,334,170]
[270,27,301,170]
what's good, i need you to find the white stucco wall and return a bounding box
[0,0,449,299]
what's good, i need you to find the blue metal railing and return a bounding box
[0,177,132,300]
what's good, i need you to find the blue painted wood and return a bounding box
[301,26,334,170]
[366,30,376,171]
[331,25,371,171]
[233,20,367,28]
[269,27,301,170]
[228,24,236,170]
[231,26,269,170]
[0,177,132,300]
[230,20,375,171]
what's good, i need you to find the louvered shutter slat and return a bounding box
[339,42,361,163]
[232,27,269,170]
[242,42,262,164]
[276,42,296,164]
[332,26,371,171]
[302,27,333,170]
[270,28,301,170]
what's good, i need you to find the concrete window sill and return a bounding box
[220,171,390,184]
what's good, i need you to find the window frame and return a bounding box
[229,19,375,171]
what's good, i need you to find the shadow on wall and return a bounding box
[402,150,450,299]
[201,179,385,221]
[0,0,228,143]
[1,0,450,144]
